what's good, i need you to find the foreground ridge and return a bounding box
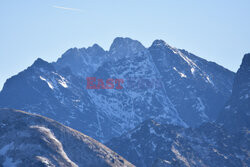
[0,108,134,167]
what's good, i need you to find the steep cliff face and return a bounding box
[0,109,134,167]
[218,53,250,131]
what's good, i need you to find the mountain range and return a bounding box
[0,37,234,142]
[0,37,249,167]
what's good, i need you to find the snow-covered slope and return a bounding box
[0,37,234,141]
[0,108,134,167]
[149,40,234,126]
[87,38,186,140]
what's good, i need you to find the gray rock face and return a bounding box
[218,53,250,132]
[0,37,234,141]
[0,109,134,167]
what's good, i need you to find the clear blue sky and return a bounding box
[0,0,250,90]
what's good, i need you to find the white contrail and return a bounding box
[53,5,82,12]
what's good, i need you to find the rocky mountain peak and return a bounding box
[151,39,169,47]
[86,44,106,56]
[109,37,146,58]
[54,44,107,77]
[31,58,53,70]
[241,53,250,68]
[150,39,175,52]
